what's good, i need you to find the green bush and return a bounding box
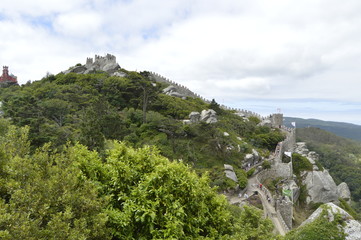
[339,198,359,220]
[292,153,313,175]
[262,160,271,169]
[247,167,255,177]
[235,168,248,189]
[285,205,347,240]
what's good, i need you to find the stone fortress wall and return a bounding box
[149,72,265,120]
[257,126,296,230]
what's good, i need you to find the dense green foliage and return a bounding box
[0,71,283,187]
[0,119,281,239]
[292,153,313,176]
[284,206,347,240]
[297,127,361,209]
[1,67,352,238]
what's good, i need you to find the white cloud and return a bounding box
[0,0,361,124]
[54,11,103,37]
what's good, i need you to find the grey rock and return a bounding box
[301,202,349,226]
[224,164,238,183]
[113,71,126,77]
[224,164,234,171]
[345,219,361,240]
[71,65,87,73]
[163,85,177,93]
[252,149,260,162]
[301,203,361,240]
[303,170,338,204]
[295,142,309,155]
[337,182,351,201]
[244,154,254,163]
[168,92,185,98]
[313,165,319,171]
[182,120,191,125]
[200,109,217,123]
[189,112,200,123]
[102,62,119,73]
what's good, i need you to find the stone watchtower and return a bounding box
[0,66,18,85]
[271,113,283,128]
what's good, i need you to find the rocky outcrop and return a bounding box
[295,142,309,156]
[301,203,361,240]
[303,170,338,204]
[337,182,351,202]
[162,85,187,99]
[187,110,217,124]
[189,112,201,123]
[224,164,238,183]
[345,219,361,240]
[200,109,217,123]
[243,149,260,167]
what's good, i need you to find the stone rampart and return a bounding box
[149,72,266,119]
[276,199,293,230]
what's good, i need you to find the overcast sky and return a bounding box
[1,0,361,124]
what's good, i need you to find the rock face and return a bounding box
[200,109,217,123]
[187,110,217,124]
[189,112,201,123]
[243,149,260,167]
[163,85,186,98]
[345,219,361,240]
[295,142,309,156]
[64,54,120,74]
[224,164,238,183]
[301,203,361,240]
[303,170,338,204]
[337,182,351,202]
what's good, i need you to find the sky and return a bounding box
[1,0,361,125]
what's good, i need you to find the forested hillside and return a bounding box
[297,127,361,211]
[0,68,285,239]
[285,117,361,142]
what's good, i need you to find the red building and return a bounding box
[0,66,18,84]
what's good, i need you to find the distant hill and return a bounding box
[284,117,361,142]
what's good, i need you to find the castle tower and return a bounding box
[0,66,18,85]
[271,113,283,128]
[2,66,9,78]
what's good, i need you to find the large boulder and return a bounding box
[303,170,338,204]
[200,109,217,123]
[244,154,254,164]
[163,85,177,94]
[102,62,119,73]
[301,203,361,240]
[189,112,200,123]
[337,182,351,202]
[112,71,127,77]
[224,164,238,183]
[252,149,260,162]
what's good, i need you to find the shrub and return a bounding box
[292,153,313,175]
[262,160,271,169]
[235,168,248,189]
[247,168,255,177]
